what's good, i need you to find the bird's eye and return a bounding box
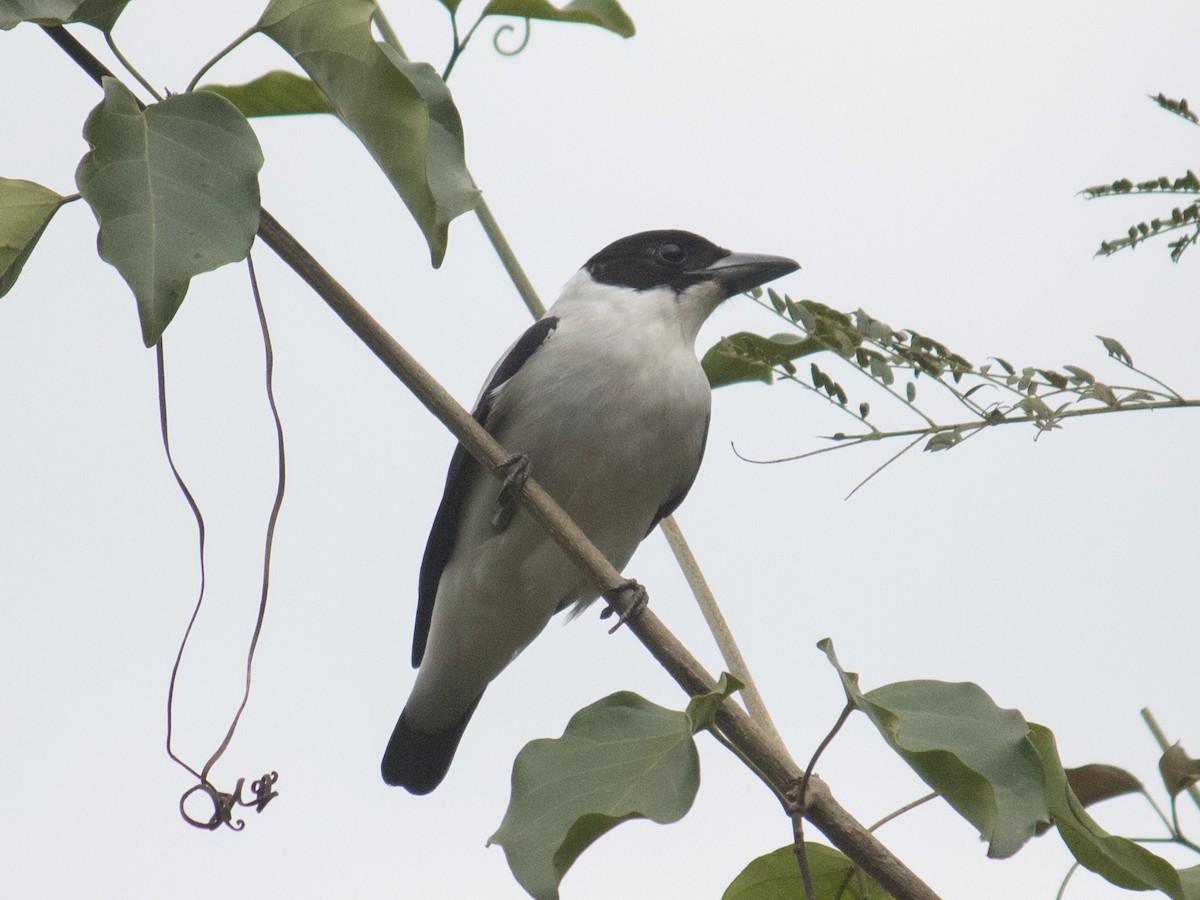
[656,242,686,266]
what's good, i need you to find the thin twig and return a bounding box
[791,810,816,900]
[869,792,937,832]
[658,516,793,761]
[1142,708,1200,815]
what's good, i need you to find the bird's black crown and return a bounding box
[584,230,730,293]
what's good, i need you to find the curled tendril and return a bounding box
[179,772,280,831]
[493,18,532,57]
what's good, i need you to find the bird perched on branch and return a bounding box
[382,229,798,794]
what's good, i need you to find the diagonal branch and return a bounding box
[43,24,940,899]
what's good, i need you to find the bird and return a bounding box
[381,229,799,794]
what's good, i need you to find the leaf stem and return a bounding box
[1142,708,1200,815]
[658,516,793,763]
[744,397,1200,466]
[372,5,404,53]
[442,13,486,82]
[473,195,545,317]
[868,792,937,832]
[1118,360,1185,401]
[105,32,162,101]
[186,25,258,94]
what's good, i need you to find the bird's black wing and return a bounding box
[412,316,560,666]
[644,412,710,537]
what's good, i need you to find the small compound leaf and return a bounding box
[702,331,823,388]
[723,844,891,900]
[685,672,744,733]
[0,0,126,30]
[489,691,699,900]
[924,429,964,452]
[481,0,635,38]
[0,177,66,297]
[1096,334,1133,366]
[1064,365,1095,385]
[199,70,335,117]
[75,79,264,345]
[1080,382,1119,408]
[1121,390,1156,404]
[1160,744,1200,798]
[1030,724,1194,898]
[256,0,479,266]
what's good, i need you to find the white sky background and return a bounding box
[2,2,1198,898]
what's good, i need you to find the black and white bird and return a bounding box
[382,230,798,794]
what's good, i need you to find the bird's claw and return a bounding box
[600,579,649,633]
[491,453,530,532]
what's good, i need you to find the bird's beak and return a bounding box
[695,251,800,299]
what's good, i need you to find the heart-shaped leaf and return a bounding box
[724,844,890,900]
[819,639,1049,859]
[0,177,67,297]
[256,0,479,266]
[489,691,699,900]
[75,78,264,345]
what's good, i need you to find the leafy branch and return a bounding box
[703,288,1196,486]
[1084,93,1200,261]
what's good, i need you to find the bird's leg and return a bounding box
[491,453,530,531]
[600,579,649,633]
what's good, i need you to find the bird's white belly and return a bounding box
[407,331,710,728]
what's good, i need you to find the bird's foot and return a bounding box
[491,453,530,532]
[600,579,649,634]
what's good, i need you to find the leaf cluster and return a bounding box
[701,286,1193,481]
[1085,93,1200,262]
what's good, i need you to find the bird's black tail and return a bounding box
[381,694,484,795]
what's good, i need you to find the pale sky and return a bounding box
[2,3,1198,899]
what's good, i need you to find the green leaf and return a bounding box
[685,672,743,733]
[481,0,635,38]
[256,0,479,267]
[0,0,125,29]
[1030,724,1198,898]
[1063,364,1095,385]
[489,691,699,900]
[1096,334,1133,365]
[1160,744,1200,798]
[702,331,824,388]
[924,429,963,452]
[75,79,264,345]
[0,178,67,298]
[818,639,1048,859]
[723,843,892,900]
[1064,764,1143,809]
[198,70,334,117]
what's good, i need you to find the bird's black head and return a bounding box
[584,229,798,298]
